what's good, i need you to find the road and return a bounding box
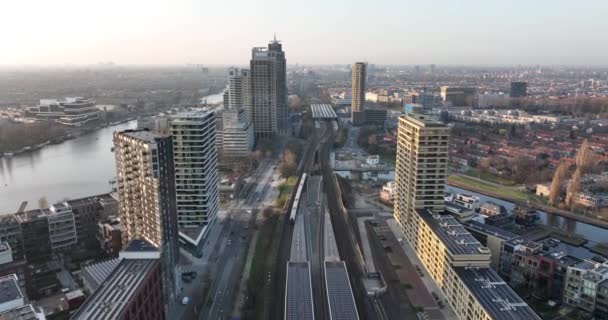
[200,158,281,320]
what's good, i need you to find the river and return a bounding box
[0,121,136,214]
[447,186,608,247]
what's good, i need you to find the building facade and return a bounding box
[510,81,528,98]
[250,37,287,138]
[169,110,219,249]
[112,130,179,313]
[393,114,539,319]
[227,68,252,123]
[218,108,254,160]
[351,62,366,125]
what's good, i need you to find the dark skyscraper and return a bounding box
[510,81,528,98]
[250,36,287,138]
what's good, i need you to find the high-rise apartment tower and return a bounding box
[250,36,287,138]
[351,62,366,125]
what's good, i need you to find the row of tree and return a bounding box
[548,140,599,210]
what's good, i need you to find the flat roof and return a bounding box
[463,220,517,241]
[324,261,359,320]
[417,209,490,256]
[400,114,447,128]
[285,262,314,320]
[82,258,122,292]
[71,258,160,320]
[453,266,541,320]
[0,275,23,305]
[0,304,39,320]
[118,129,169,142]
[311,104,338,119]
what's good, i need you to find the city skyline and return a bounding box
[2,0,607,66]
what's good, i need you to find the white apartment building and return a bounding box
[170,109,219,248]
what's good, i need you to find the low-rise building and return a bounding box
[479,202,507,217]
[47,203,78,252]
[0,274,45,320]
[98,217,122,257]
[379,181,395,204]
[564,260,608,313]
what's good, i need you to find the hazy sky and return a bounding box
[2,0,607,66]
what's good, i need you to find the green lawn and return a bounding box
[464,168,516,186]
[448,174,537,203]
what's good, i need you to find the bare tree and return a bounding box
[549,162,568,205]
[565,168,582,209]
[575,139,594,173]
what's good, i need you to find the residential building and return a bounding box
[250,36,287,138]
[564,260,608,313]
[536,251,581,300]
[227,68,252,123]
[479,202,507,217]
[440,86,477,106]
[217,107,254,161]
[169,110,219,249]
[510,82,528,98]
[112,130,179,313]
[393,114,539,319]
[47,203,78,252]
[0,274,45,320]
[98,217,123,257]
[463,221,518,271]
[67,194,118,250]
[0,215,24,261]
[379,181,395,204]
[351,62,366,125]
[15,210,52,264]
[71,240,164,320]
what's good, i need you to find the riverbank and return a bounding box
[447,174,608,230]
[0,117,136,158]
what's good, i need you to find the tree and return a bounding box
[549,162,568,205]
[565,168,582,209]
[575,139,594,173]
[279,150,297,178]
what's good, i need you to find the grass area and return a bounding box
[464,168,516,186]
[448,174,537,203]
[241,216,282,320]
[274,176,298,208]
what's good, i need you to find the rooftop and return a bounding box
[0,305,39,320]
[71,258,160,320]
[0,274,23,306]
[453,266,541,320]
[285,262,314,320]
[417,209,490,256]
[324,261,359,320]
[82,258,122,292]
[118,129,170,143]
[463,220,518,241]
[311,104,338,120]
[400,114,447,128]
